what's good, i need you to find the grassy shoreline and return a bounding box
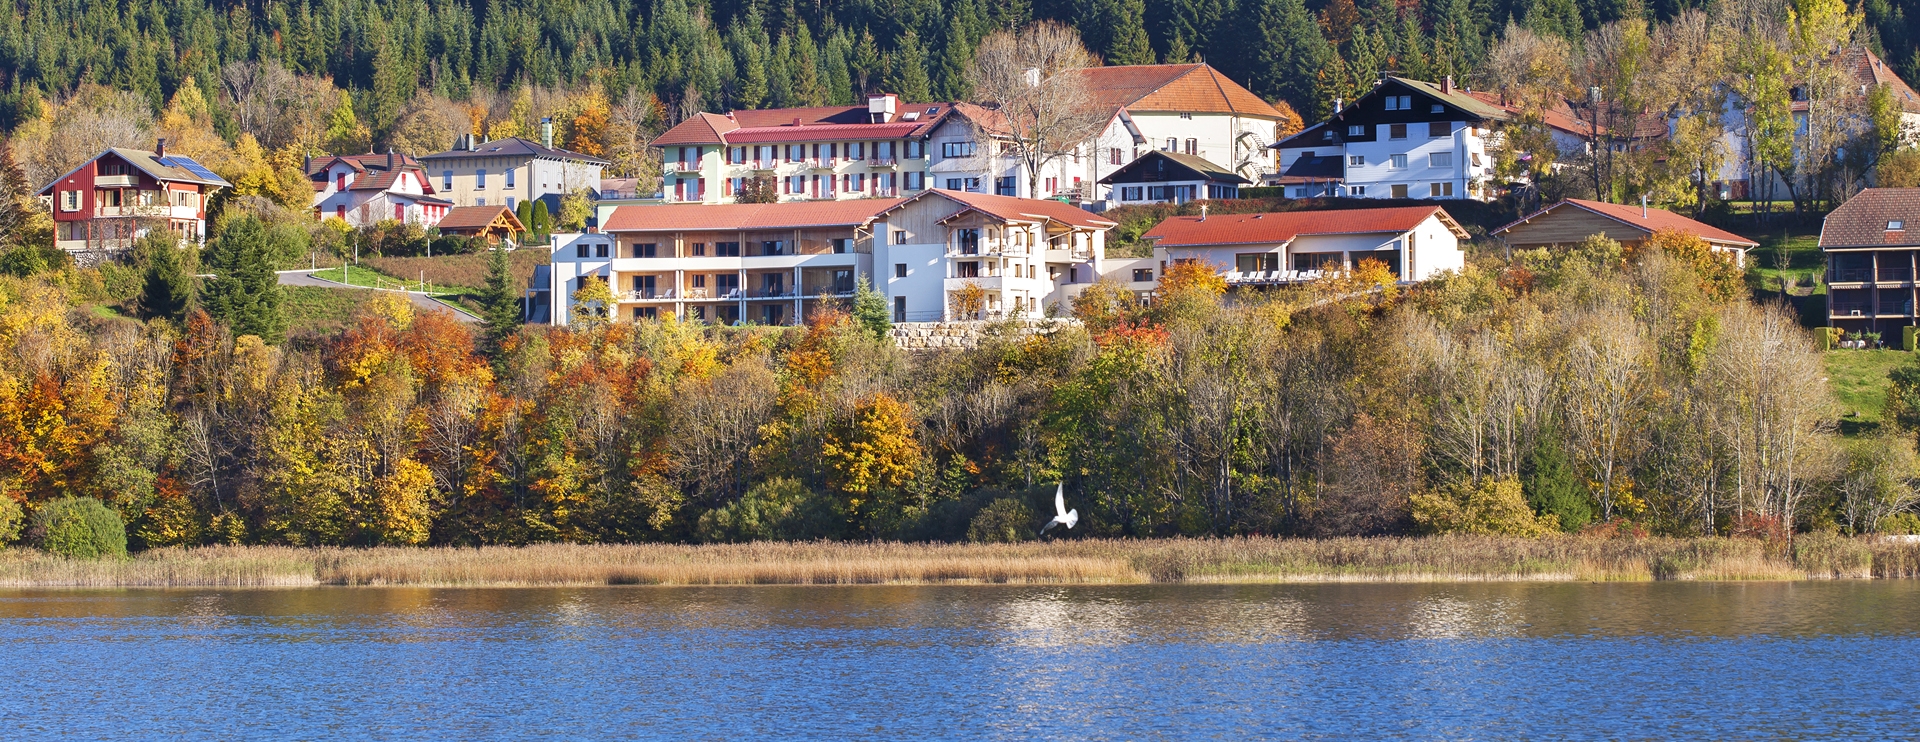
[3,535,1920,588]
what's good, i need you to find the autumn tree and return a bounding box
[965,22,1110,197]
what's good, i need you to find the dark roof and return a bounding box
[1495,199,1757,248]
[421,136,610,165]
[38,146,232,193]
[1821,189,1920,248]
[1098,150,1250,186]
[1281,153,1343,180]
[1144,206,1465,247]
[651,104,953,147]
[307,152,435,193]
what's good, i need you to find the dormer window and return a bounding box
[1892,220,1905,230]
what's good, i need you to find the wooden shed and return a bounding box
[436,205,525,244]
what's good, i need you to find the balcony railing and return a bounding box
[805,285,857,297]
[947,242,1029,258]
[624,289,676,301]
[663,161,696,173]
[868,156,897,167]
[1831,269,1874,283]
[1881,267,1916,282]
[749,287,795,299]
[1831,302,1870,316]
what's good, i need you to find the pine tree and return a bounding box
[851,276,890,340]
[852,31,882,98]
[201,215,288,343]
[1164,34,1192,64]
[792,22,828,106]
[1234,0,1332,114]
[478,242,522,349]
[135,231,194,322]
[932,14,974,101]
[1525,0,1583,42]
[1102,0,1154,65]
[324,90,372,155]
[886,31,934,102]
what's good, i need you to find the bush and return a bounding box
[1410,478,1559,536]
[967,498,1034,543]
[695,478,844,542]
[0,496,22,546]
[31,497,127,559]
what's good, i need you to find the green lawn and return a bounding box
[1825,349,1913,434]
[1745,227,1824,294]
[283,285,365,334]
[311,264,458,295]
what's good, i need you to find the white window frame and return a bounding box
[1390,154,1408,169]
[1430,152,1452,167]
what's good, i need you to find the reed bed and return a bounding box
[1,536,1918,588]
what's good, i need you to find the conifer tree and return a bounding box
[1102,0,1155,65]
[479,242,522,349]
[792,22,829,106]
[933,14,975,101]
[201,215,288,343]
[135,231,194,322]
[886,31,934,102]
[851,276,890,340]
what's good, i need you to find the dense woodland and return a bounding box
[4,217,1918,548]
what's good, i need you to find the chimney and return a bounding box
[1442,75,1454,94]
[1334,98,1343,114]
[541,117,554,149]
[388,147,396,170]
[1200,204,1208,221]
[155,138,167,158]
[1641,193,1648,219]
[867,93,898,123]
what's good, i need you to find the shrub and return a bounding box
[0,496,22,546]
[696,478,844,542]
[1410,478,1558,536]
[31,497,127,559]
[967,498,1034,543]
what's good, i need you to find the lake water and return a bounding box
[2,582,1918,739]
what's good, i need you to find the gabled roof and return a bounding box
[602,199,904,232]
[37,147,231,194]
[421,136,610,165]
[1273,120,1337,150]
[1098,150,1250,186]
[1495,198,1758,248]
[881,189,1117,230]
[1079,64,1286,120]
[437,204,524,232]
[650,104,953,147]
[1820,189,1920,248]
[1383,77,1514,122]
[307,152,436,194]
[1847,47,1920,114]
[1143,206,1465,247]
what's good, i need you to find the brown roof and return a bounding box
[877,190,1115,230]
[37,146,232,193]
[1821,189,1920,248]
[650,104,954,147]
[602,199,903,232]
[437,205,523,232]
[1144,206,1464,247]
[1079,64,1284,120]
[1847,48,1920,114]
[307,152,436,194]
[652,113,741,147]
[1496,198,1757,248]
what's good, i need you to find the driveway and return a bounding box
[278,270,483,324]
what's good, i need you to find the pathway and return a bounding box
[277,270,483,324]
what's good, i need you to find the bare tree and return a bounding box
[11,84,153,187]
[964,22,1111,197]
[221,60,301,149]
[1558,306,1649,521]
[1701,301,1834,529]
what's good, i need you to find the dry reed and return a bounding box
[1,536,1916,588]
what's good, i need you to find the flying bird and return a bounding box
[1040,483,1078,537]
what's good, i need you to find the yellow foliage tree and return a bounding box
[1410,477,1559,536]
[821,393,922,513]
[566,89,611,156]
[1635,228,1745,303]
[374,458,435,545]
[570,275,614,328]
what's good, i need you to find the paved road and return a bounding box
[278,270,482,324]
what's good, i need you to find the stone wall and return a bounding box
[890,319,1078,349]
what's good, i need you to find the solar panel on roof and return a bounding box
[165,155,224,182]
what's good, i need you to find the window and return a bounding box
[631,243,657,258]
[893,229,908,245]
[1388,95,1413,110]
[1348,155,1365,166]
[1430,182,1454,197]
[505,168,515,188]
[1180,112,1192,120]
[336,205,346,220]
[691,242,707,256]
[1429,121,1450,137]
[995,177,1016,196]
[1184,139,1197,155]
[731,147,746,164]
[1163,138,1177,152]
[715,241,741,257]
[443,171,453,190]
[943,141,975,158]
[1132,268,1154,282]
[831,238,850,254]
[1471,152,1484,168]
[1892,221,1906,230]
[394,203,405,221]
[895,263,908,278]
[894,296,906,322]
[1391,184,1409,198]
[1236,253,1280,272]
[1348,125,1364,136]
[956,261,980,278]
[1390,154,1408,168]
[761,240,785,256]
[595,243,609,258]
[1430,104,1444,113]
[59,191,79,211]
[906,172,924,190]
[476,197,485,206]
[476,169,487,188]
[576,244,590,258]
[336,172,347,190]
[1430,153,1453,167]
[848,142,865,159]
[1044,177,1057,194]
[1350,185,1368,196]
[692,275,707,288]
[945,178,963,191]
[1110,148,1122,165]
[1389,124,1407,140]
[506,197,516,210]
[1122,186,1143,201]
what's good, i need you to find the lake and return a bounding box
[1,582,1917,739]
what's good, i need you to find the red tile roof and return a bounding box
[1080,64,1285,120]
[436,204,523,232]
[882,190,1117,230]
[602,199,904,232]
[1820,189,1920,248]
[724,121,932,144]
[1495,198,1758,247]
[1847,48,1920,114]
[652,112,741,147]
[1143,206,1463,247]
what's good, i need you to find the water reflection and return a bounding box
[0,583,1917,739]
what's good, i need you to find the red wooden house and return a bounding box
[37,139,231,262]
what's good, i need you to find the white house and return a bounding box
[1142,206,1467,286]
[1715,47,1920,200]
[307,152,452,227]
[649,95,949,205]
[547,191,1114,325]
[1272,77,1514,202]
[420,129,608,215]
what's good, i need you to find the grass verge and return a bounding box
[2,535,1917,588]
[1825,349,1910,434]
[282,286,365,334]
